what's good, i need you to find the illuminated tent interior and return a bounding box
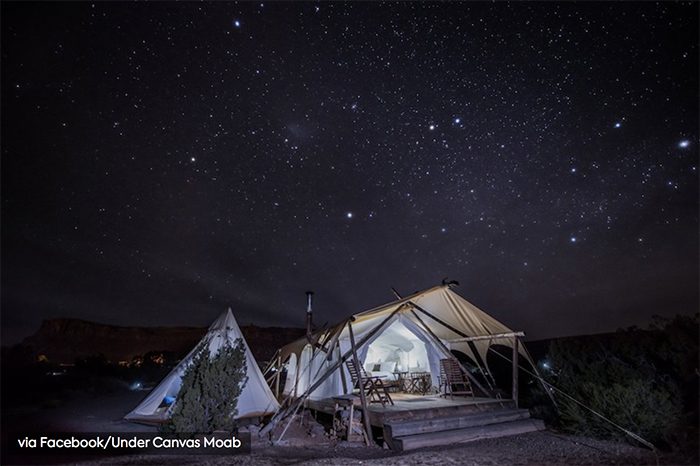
[362,320,434,383]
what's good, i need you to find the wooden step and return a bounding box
[384,408,532,438]
[372,398,517,426]
[391,418,546,451]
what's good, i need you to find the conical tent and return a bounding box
[277,285,532,401]
[125,309,280,423]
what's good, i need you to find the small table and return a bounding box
[409,372,432,395]
[392,371,409,392]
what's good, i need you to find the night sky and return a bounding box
[2,2,698,345]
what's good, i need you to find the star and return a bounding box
[190,157,196,162]
[346,212,353,219]
[570,236,577,243]
[233,20,241,28]
[678,139,690,149]
[454,117,461,124]
[614,122,622,128]
[570,167,577,173]
[429,124,435,131]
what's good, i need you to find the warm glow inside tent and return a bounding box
[125,309,280,423]
[277,284,531,401]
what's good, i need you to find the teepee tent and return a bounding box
[125,309,280,423]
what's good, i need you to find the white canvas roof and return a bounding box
[125,309,280,423]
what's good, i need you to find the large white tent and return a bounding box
[125,309,280,423]
[276,284,531,402]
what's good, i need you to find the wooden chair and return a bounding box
[346,360,394,406]
[439,358,473,399]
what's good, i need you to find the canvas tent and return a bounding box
[276,284,532,402]
[125,309,280,423]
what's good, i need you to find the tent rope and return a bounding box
[487,347,657,451]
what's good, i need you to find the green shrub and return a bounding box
[164,338,248,434]
[544,314,697,448]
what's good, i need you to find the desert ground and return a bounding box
[3,388,694,466]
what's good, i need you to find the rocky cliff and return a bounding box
[19,318,305,365]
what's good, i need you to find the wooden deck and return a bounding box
[305,392,515,427]
[305,393,543,450]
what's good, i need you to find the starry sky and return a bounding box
[2,2,698,345]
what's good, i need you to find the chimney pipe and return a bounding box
[305,291,314,341]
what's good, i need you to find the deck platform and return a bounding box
[305,393,515,427]
[305,393,543,450]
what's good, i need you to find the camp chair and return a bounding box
[346,360,394,406]
[439,358,473,399]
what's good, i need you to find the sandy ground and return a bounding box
[76,432,674,466]
[3,389,695,466]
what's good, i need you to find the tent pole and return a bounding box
[512,337,519,408]
[325,319,349,361]
[263,349,281,376]
[408,308,493,398]
[275,354,282,399]
[331,335,349,394]
[408,299,498,391]
[448,331,526,343]
[348,321,373,446]
[410,302,473,340]
[260,305,406,437]
[391,289,496,392]
[317,327,336,353]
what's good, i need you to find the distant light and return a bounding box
[454,118,461,124]
[440,227,447,233]
[429,124,435,131]
[570,236,577,243]
[614,122,621,128]
[678,139,690,149]
[542,362,550,369]
[570,167,577,173]
[190,157,196,162]
[346,212,353,219]
[130,381,142,391]
[233,20,241,28]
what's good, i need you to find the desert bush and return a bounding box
[164,338,248,434]
[544,314,698,448]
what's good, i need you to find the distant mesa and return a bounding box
[16,318,305,365]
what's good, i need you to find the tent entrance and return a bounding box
[360,320,438,392]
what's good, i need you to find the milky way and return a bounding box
[2,2,698,343]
